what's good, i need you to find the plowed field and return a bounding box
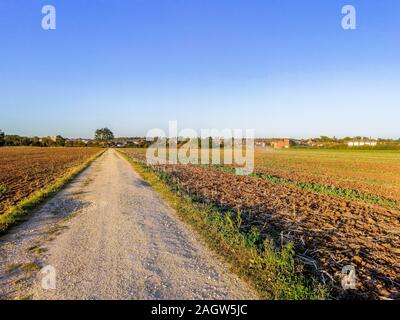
[122,148,400,299]
[0,147,102,215]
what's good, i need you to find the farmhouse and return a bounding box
[271,139,295,149]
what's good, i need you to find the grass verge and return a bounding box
[118,151,328,300]
[0,149,105,234]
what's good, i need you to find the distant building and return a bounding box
[271,139,295,149]
[306,139,325,147]
[307,139,316,146]
[348,140,377,147]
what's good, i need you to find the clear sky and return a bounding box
[0,0,399,138]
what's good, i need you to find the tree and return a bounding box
[55,135,66,146]
[41,137,56,147]
[95,128,114,141]
[319,136,331,142]
[0,130,4,146]
[31,137,42,147]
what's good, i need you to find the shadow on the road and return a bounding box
[1,196,91,242]
[134,179,152,189]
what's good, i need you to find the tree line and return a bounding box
[0,128,115,147]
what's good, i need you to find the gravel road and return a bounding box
[0,149,256,300]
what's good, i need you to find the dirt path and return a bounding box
[0,149,256,300]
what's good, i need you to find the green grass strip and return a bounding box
[118,151,328,300]
[0,149,105,234]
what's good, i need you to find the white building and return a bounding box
[348,141,377,147]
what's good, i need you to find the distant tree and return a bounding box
[74,140,86,147]
[0,130,5,146]
[55,135,66,146]
[95,128,114,141]
[65,140,74,147]
[31,137,42,147]
[40,137,57,147]
[319,136,331,142]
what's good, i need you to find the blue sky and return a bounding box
[0,0,399,138]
